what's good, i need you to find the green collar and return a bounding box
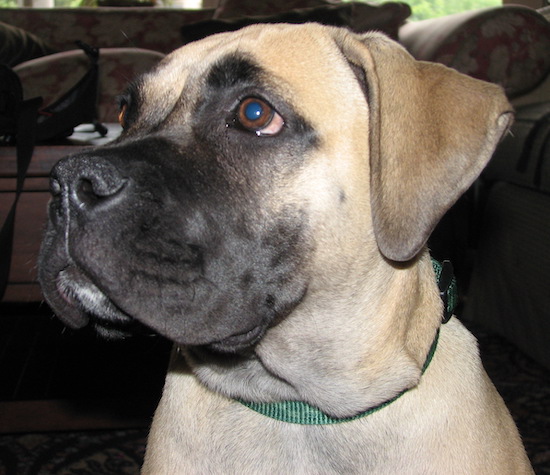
[238,259,457,425]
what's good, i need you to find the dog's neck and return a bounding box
[183,255,456,420]
[238,326,441,424]
[239,259,455,424]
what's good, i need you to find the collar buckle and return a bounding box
[433,259,457,324]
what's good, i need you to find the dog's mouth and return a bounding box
[207,325,266,354]
[52,266,269,351]
[55,267,155,340]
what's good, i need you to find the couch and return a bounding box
[1,1,550,368]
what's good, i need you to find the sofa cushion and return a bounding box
[183,2,412,43]
[0,21,56,67]
[400,6,550,97]
[13,48,164,123]
[0,8,214,54]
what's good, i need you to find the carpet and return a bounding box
[0,429,147,475]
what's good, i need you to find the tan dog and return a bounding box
[38,24,533,473]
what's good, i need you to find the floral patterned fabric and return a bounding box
[213,0,339,19]
[0,8,214,54]
[13,48,165,123]
[400,6,550,97]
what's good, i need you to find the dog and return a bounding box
[38,24,534,474]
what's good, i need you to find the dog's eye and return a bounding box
[235,97,284,136]
[118,100,128,129]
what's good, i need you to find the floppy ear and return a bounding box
[333,30,513,262]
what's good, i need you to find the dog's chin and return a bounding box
[89,314,154,340]
[203,324,266,354]
[51,266,269,350]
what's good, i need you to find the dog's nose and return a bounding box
[50,154,128,209]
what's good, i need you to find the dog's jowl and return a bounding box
[38,24,534,474]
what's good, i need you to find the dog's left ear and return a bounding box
[333,30,513,262]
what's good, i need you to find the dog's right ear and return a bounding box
[332,29,513,262]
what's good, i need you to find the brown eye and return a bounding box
[236,97,284,136]
[118,101,128,129]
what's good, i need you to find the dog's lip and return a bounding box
[206,324,266,353]
[56,272,158,339]
[54,266,138,330]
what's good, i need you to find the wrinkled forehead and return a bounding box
[135,23,363,128]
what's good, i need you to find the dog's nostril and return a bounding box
[76,175,127,206]
[50,177,62,197]
[79,178,94,195]
[77,178,96,204]
[51,155,128,208]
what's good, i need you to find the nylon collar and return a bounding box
[238,259,457,425]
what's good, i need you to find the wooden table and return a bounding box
[0,124,121,302]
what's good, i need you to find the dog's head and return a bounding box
[38,24,511,353]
